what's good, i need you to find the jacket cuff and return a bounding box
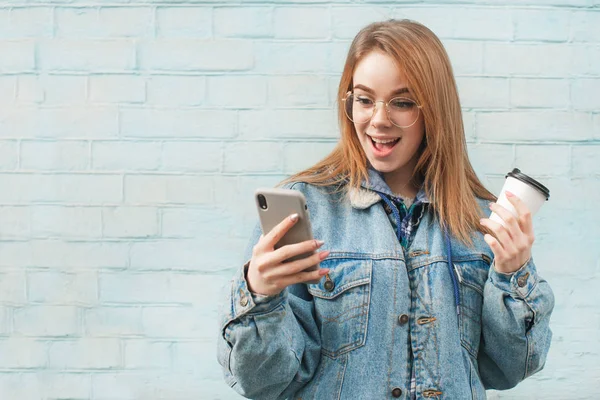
[229,262,287,320]
[489,257,537,299]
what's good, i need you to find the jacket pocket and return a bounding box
[455,256,489,359]
[307,256,372,359]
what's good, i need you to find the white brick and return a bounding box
[572,145,600,176]
[268,75,330,107]
[0,140,18,170]
[514,145,570,176]
[92,141,161,171]
[0,338,46,368]
[169,273,228,309]
[0,242,31,268]
[38,373,91,400]
[55,7,153,38]
[21,140,88,171]
[48,338,121,369]
[0,40,35,71]
[514,9,570,42]
[16,75,44,103]
[139,40,254,71]
[443,40,483,75]
[455,77,509,109]
[572,11,600,42]
[27,271,97,305]
[85,307,143,336]
[255,42,329,73]
[125,175,214,205]
[274,7,330,39]
[14,306,79,337]
[485,43,571,77]
[124,340,171,369]
[282,141,336,174]
[477,111,594,142]
[0,206,30,237]
[571,44,600,77]
[142,306,203,337]
[147,75,205,106]
[0,76,16,104]
[510,78,569,109]
[333,7,393,39]
[46,106,119,137]
[129,239,215,270]
[214,7,273,38]
[462,111,476,143]
[92,372,158,400]
[239,109,338,139]
[571,79,600,110]
[0,174,121,203]
[0,271,26,304]
[172,340,218,375]
[452,8,512,41]
[161,141,221,172]
[29,240,129,269]
[100,272,171,303]
[466,143,514,177]
[120,109,236,138]
[223,142,282,173]
[156,7,212,38]
[102,206,158,238]
[0,7,53,38]
[0,306,8,335]
[89,74,145,103]
[394,7,452,38]
[40,74,87,104]
[39,39,136,71]
[0,373,43,399]
[207,76,267,108]
[161,208,233,238]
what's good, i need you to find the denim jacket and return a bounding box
[217,177,555,400]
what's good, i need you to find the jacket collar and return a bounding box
[348,166,430,210]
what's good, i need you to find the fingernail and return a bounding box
[319,250,330,260]
[290,213,298,222]
[319,268,330,276]
[479,218,485,224]
[488,202,494,208]
[316,240,325,247]
[505,191,514,197]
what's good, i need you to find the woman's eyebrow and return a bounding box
[353,84,410,96]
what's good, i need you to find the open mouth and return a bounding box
[368,134,401,156]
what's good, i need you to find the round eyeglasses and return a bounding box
[342,92,422,128]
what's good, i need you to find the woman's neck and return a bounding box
[382,161,421,199]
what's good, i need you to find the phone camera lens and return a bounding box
[257,194,268,210]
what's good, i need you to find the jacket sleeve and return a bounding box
[216,222,322,400]
[477,257,555,390]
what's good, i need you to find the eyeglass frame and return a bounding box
[341,91,423,129]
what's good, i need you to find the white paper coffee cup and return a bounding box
[489,168,550,227]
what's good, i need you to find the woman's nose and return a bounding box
[370,102,392,127]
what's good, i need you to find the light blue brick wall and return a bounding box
[0,1,598,399]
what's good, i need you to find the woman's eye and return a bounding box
[356,97,373,106]
[391,100,415,109]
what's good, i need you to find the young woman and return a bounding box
[217,20,554,399]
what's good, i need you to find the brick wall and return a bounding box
[0,1,598,399]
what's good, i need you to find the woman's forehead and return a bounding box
[353,51,409,94]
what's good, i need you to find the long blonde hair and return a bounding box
[280,19,495,247]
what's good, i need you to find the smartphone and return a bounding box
[254,188,318,272]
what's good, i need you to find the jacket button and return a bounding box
[517,272,530,288]
[391,387,402,397]
[324,279,335,292]
[398,314,409,325]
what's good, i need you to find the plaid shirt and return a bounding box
[362,167,429,249]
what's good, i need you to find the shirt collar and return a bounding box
[360,164,430,205]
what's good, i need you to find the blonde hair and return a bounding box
[280,19,495,247]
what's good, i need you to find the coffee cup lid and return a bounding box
[506,168,550,200]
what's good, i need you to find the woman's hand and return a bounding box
[479,191,535,274]
[246,214,331,296]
